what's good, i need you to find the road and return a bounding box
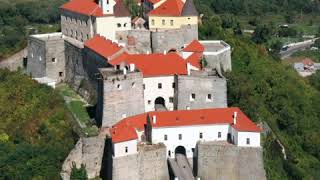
[168,154,195,180]
[280,38,318,59]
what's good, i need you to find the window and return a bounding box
[192,148,195,152]
[116,65,120,70]
[190,93,196,101]
[199,132,203,139]
[207,94,212,102]
[59,72,63,77]
[131,82,135,88]
[117,84,122,90]
[117,23,121,28]
[170,20,174,26]
[143,84,145,90]
[148,100,151,105]
[86,34,89,40]
[246,138,250,145]
[169,97,174,103]
[39,56,42,61]
[164,135,167,141]
[162,19,165,25]
[179,134,182,140]
[218,132,221,138]
[124,23,127,27]
[158,83,162,89]
[71,30,74,37]
[52,58,56,63]
[172,82,175,88]
[168,150,171,157]
[151,19,155,26]
[125,146,128,153]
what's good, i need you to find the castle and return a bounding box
[25,0,263,179]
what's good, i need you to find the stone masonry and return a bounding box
[98,68,145,127]
[111,143,169,180]
[27,33,66,82]
[197,141,266,180]
[175,70,227,110]
[61,136,106,179]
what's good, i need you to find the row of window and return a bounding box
[116,82,136,90]
[150,18,192,26]
[190,93,213,102]
[62,16,88,27]
[117,23,128,28]
[143,83,175,90]
[65,29,89,42]
[163,132,222,141]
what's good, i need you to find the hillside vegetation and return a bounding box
[199,16,320,179]
[0,69,76,179]
[0,0,66,59]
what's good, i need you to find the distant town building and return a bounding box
[293,58,320,77]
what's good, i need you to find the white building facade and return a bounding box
[110,108,261,158]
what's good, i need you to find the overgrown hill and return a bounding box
[0,69,76,179]
[199,16,320,179]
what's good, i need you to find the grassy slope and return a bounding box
[0,69,76,179]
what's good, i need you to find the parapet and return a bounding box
[30,32,65,42]
[200,40,231,55]
[98,67,142,81]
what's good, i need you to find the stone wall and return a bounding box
[99,70,145,127]
[61,136,106,180]
[26,33,65,82]
[0,48,27,71]
[111,144,169,180]
[151,25,198,53]
[45,36,66,82]
[175,72,227,110]
[61,10,94,42]
[204,43,232,72]
[118,30,152,54]
[27,36,46,77]
[197,141,266,180]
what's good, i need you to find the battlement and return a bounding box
[30,32,65,42]
[99,68,142,81]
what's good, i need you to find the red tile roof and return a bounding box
[148,0,184,16]
[109,52,188,77]
[186,52,202,69]
[302,58,314,66]
[84,35,122,59]
[110,107,261,143]
[183,40,204,52]
[60,0,103,17]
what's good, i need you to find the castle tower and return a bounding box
[100,0,116,15]
[181,0,198,16]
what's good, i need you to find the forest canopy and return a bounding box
[0,69,76,179]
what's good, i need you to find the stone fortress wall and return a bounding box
[197,141,266,180]
[110,143,169,180]
[175,71,227,110]
[27,33,66,82]
[61,11,94,42]
[99,69,145,127]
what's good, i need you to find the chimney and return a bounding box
[146,50,150,54]
[152,115,157,124]
[129,63,135,72]
[233,112,237,125]
[187,62,191,75]
[164,50,167,55]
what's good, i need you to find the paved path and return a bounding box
[168,154,195,180]
[280,38,318,59]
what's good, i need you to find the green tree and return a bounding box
[252,24,271,44]
[70,163,88,180]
